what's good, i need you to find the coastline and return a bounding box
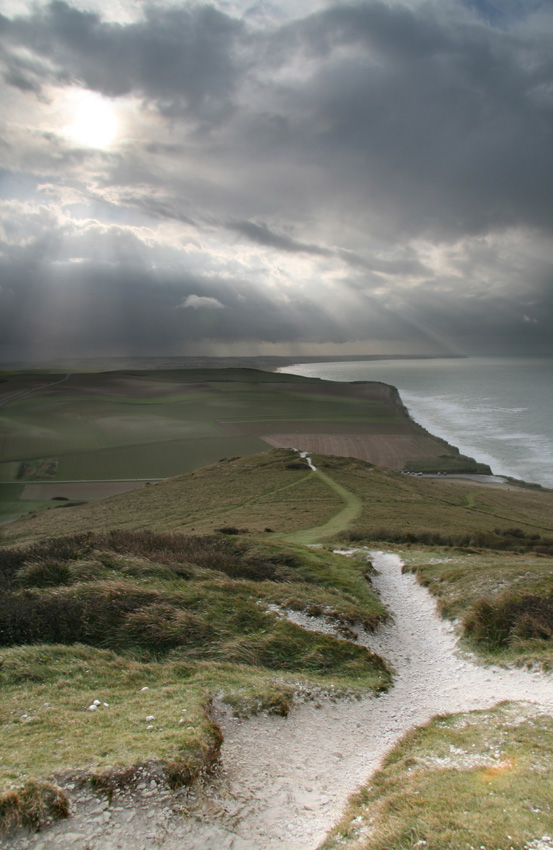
[276,358,553,491]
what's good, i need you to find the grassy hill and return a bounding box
[3,449,552,548]
[2,385,553,843]
[0,518,390,832]
[0,367,488,525]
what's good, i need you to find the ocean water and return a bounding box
[278,357,553,490]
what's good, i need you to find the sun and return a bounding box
[64,91,119,149]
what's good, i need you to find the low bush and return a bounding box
[1,531,307,589]
[15,559,72,588]
[463,593,553,649]
[124,603,213,650]
[340,527,553,555]
[0,582,161,649]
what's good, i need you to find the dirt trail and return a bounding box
[7,550,553,850]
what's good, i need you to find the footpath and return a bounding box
[4,467,553,850]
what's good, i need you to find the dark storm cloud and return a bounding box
[257,1,553,239]
[2,1,245,117]
[2,0,553,358]
[232,221,332,256]
[232,221,430,279]
[336,248,430,278]
[4,0,553,238]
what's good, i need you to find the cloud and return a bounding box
[179,294,226,310]
[2,1,245,118]
[1,0,553,360]
[232,221,332,256]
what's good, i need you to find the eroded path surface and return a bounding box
[7,551,553,850]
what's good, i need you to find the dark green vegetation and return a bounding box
[404,454,492,474]
[403,548,553,668]
[0,527,389,831]
[0,367,481,524]
[321,703,553,850]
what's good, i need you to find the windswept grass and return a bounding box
[326,460,553,545]
[464,593,553,650]
[321,703,553,850]
[0,530,390,832]
[402,547,553,668]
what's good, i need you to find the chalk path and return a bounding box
[9,550,553,850]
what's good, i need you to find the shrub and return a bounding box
[0,583,162,649]
[463,593,553,649]
[338,527,553,555]
[15,560,72,588]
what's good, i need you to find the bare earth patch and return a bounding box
[262,434,450,471]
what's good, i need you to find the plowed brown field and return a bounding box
[261,433,450,471]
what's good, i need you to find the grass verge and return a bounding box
[401,547,553,669]
[320,702,553,850]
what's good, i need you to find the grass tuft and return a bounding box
[402,546,553,667]
[321,704,553,850]
[0,780,68,835]
[463,593,553,649]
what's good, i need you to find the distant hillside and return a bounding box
[0,367,485,525]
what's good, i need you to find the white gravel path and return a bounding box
[5,550,553,850]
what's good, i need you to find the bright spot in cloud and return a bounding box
[64,91,119,148]
[180,295,226,310]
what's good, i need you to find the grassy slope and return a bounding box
[324,459,553,542]
[3,445,553,840]
[0,367,482,523]
[5,450,553,547]
[321,702,553,850]
[0,450,345,543]
[401,547,553,669]
[0,528,389,829]
[283,468,363,545]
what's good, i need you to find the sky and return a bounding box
[1,0,552,362]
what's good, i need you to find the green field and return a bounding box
[0,367,442,522]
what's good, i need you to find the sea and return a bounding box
[278,357,553,490]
